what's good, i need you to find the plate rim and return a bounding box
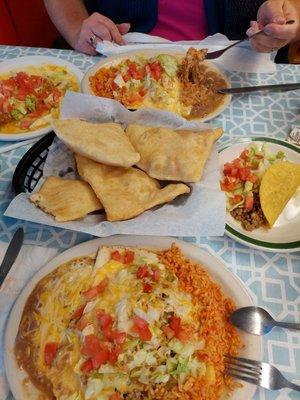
[4,235,261,400]
[0,55,83,142]
[81,49,232,122]
[219,136,300,252]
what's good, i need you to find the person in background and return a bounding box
[44,0,300,58]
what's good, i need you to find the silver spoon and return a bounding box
[231,306,300,335]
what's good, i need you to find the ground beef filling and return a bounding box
[231,192,267,231]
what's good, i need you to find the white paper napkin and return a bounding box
[96,32,276,73]
[0,243,58,400]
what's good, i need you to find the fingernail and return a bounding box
[264,27,272,35]
[250,20,255,27]
[246,28,254,36]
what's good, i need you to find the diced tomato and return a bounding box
[149,61,163,81]
[110,331,126,344]
[80,359,93,373]
[220,176,237,192]
[98,313,113,330]
[108,345,122,364]
[123,250,134,264]
[240,149,249,160]
[232,194,243,204]
[109,349,118,364]
[122,73,130,82]
[248,174,258,183]
[110,393,122,400]
[143,283,153,293]
[111,250,122,262]
[2,100,12,114]
[232,158,243,168]
[82,286,100,299]
[16,90,28,101]
[20,118,34,130]
[138,88,147,97]
[76,318,88,331]
[136,265,149,279]
[223,163,232,176]
[244,193,254,211]
[162,325,175,340]
[170,316,181,334]
[151,268,160,282]
[52,88,61,103]
[239,167,251,181]
[132,316,152,341]
[127,62,144,80]
[44,342,59,366]
[132,316,149,331]
[70,304,86,320]
[103,327,113,340]
[92,348,109,369]
[168,316,190,342]
[81,335,110,368]
[81,334,101,357]
[127,93,143,104]
[176,329,190,342]
[83,277,109,299]
[230,167,239,178]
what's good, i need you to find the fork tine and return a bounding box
[226,370,260,386]
[225,358,262,373]
[225,355,262,369]
[225,365,260,378]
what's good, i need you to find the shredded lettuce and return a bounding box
[157,54,179,76]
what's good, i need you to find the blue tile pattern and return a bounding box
[0,45,300,400]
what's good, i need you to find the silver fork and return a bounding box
[131,20,294,60]
[225,355,300,392]
[206,20,294,59]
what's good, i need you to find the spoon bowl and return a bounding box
[231,306,300,336]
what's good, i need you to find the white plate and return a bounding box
[0,56,83,141]
[219,137,300,252]
[81,50,232,122]
[5,236,261,400]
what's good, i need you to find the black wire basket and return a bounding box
[12,132,55,195]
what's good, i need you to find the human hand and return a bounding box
[74,12,130,55]
[247,0,299,52]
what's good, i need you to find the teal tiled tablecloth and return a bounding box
[0,45,300,400]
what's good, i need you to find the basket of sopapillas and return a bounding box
[5,91,226,237]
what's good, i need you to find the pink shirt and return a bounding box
[150,0,208,41]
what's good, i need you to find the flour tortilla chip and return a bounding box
[53,119,140,168]
[260,162,300,227]
[126,124,222,182]
[75,154,190,222]
[30,176,102,222]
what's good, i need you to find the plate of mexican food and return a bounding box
[81,48,231,121]
[0,56,82,141]
[5,236,261,400]
[219,137,300,252]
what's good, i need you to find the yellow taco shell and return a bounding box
[260,161,300,227]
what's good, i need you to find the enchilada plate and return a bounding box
[4,236,261,400]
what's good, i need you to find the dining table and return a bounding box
[0,44,300,400]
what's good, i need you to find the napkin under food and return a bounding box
[5,91,226,237]
[0,243,58,400]
[96,32,276,73]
